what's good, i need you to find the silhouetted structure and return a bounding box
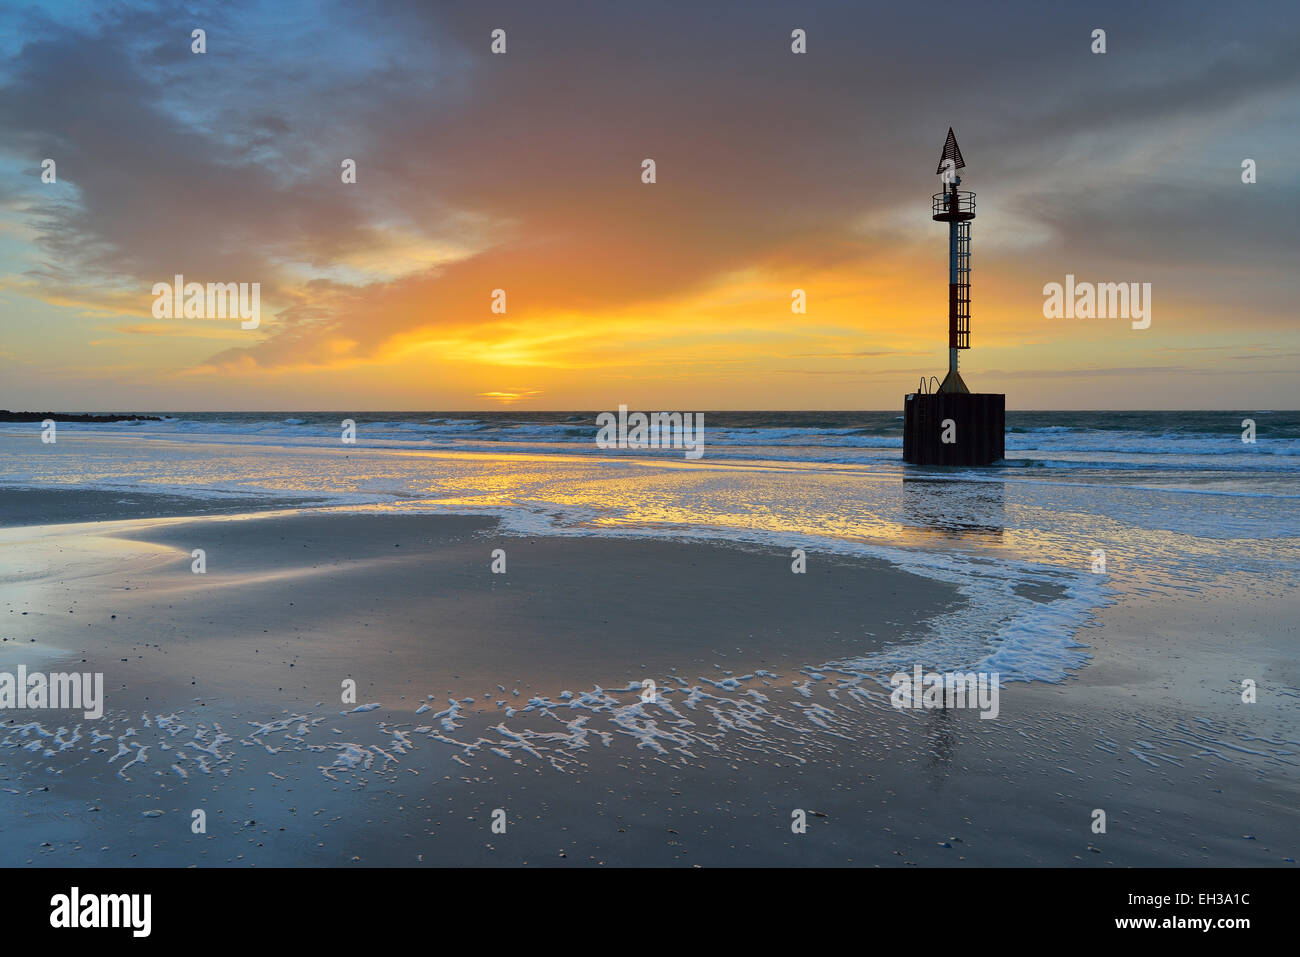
[903,129,1005,466]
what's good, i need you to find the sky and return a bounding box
[0,0,1297,411]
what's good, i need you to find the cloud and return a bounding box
[0,0,1296,408]
[477,390,544,404]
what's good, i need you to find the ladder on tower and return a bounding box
[950,220,971,350]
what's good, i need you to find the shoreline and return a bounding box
[1,492,1295,866]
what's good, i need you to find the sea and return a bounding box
[2,409,1298,685]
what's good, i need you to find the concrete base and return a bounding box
[903,392,1005,466]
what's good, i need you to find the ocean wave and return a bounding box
[4,412,1298,474]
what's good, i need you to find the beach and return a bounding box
[1,414,1297,866]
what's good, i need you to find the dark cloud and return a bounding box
[1,0,1296,373]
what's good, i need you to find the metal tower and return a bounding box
[931,127,974,394]
[901,128,1004,467]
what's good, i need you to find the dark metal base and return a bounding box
[903,392,1005,466]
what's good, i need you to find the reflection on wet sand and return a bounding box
[925,706,957,791]
[902,476,1005,542]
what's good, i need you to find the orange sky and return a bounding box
[1,0,1296,410]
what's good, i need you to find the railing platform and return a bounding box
[932,190,976,222]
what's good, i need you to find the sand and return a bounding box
[0,487,330,528]
[1,498,1296,867]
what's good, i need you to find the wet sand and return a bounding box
[1,501,1296,867]
[0,487,330,528]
